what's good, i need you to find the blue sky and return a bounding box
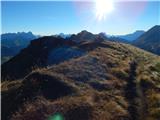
[1,0,160,35]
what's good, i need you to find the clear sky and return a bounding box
[1,0,160,35]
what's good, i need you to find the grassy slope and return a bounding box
[1,41,160,120]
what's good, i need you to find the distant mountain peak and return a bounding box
[56,33,71,39]
[149,25,160,32]
[117,30,145,41]
[134,30,145,34]
[27,31,33,34]
[133,25,160,55]
[16,31,33,34]
[153,25,160,28]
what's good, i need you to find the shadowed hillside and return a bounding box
[133,25,160,55]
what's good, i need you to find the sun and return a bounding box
[95,0,114,21]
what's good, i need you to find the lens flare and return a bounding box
[47,113,64,120]
[95,0,114,21]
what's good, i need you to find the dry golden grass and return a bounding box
[2,41,160,120]
[11,91,129,120]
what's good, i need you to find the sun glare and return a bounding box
[95,0,114,21]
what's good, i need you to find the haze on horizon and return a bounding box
[1,0,160,35]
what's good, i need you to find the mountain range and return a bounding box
[1,32,38,63]
[117,30,145,41]
[1,25,160,120]
[1,26,159,64]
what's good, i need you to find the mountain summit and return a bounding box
[70,30,97,43]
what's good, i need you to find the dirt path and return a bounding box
[125,60,147,120]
